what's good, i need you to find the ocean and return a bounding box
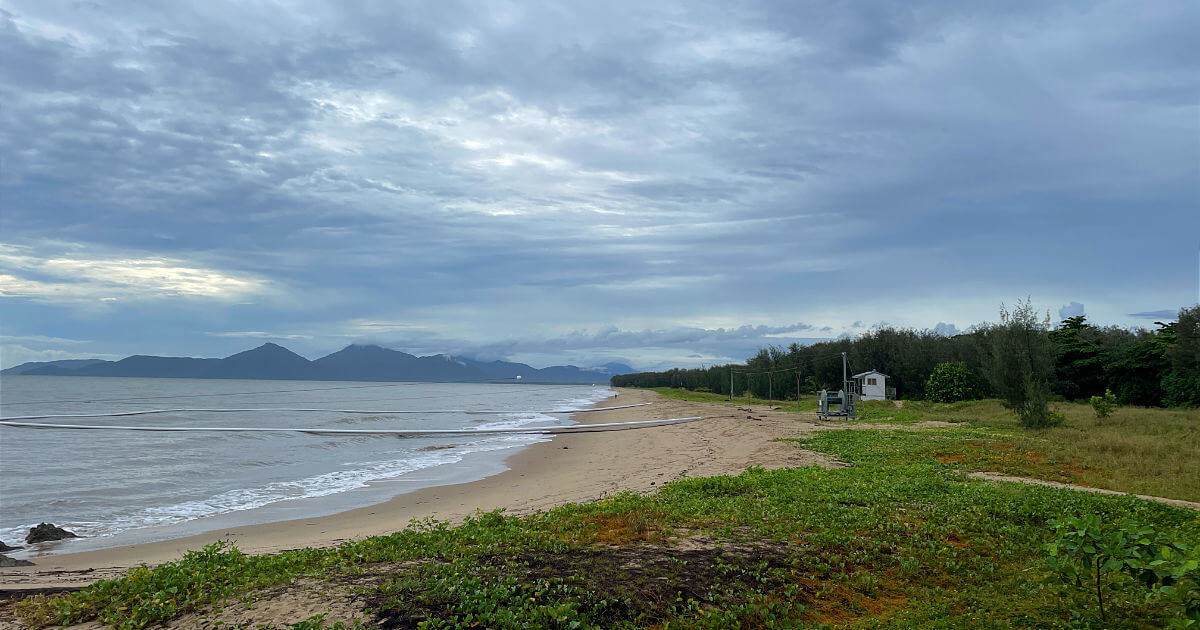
[0,376,614,556]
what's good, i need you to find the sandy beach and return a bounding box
[0,390,837,592]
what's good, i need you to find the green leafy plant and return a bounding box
[1090,389,1118,419]
[1044,515,1200,625]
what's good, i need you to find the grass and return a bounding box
[852,399,1200,502]
[649,387,1200,502]
[13,396,1200,628]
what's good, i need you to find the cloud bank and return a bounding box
[0,1,1195,368]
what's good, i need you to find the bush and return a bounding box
[924,362,985,402]
[1090,389,1118,419]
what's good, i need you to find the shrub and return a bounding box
[1090,389,1118,419]
[924,361,985,402]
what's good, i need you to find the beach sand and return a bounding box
[0,389,839,592]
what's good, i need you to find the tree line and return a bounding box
[611,302,1200,415]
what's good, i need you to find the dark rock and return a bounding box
[0,540,22,552]
[0,554,34,567]
[25,523,80,544]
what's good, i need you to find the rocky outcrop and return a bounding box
[25,523,80,544]
[0,540,22,552]
[0,554,34,567]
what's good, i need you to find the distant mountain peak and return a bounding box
[16,342,623,384]
[225,342,308,361]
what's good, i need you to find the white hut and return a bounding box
[853,370,891,401]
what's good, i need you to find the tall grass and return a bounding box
[857,398,1200,502]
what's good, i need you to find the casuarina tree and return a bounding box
[983,298,1062,428]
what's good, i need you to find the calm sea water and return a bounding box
[0,376,613,555]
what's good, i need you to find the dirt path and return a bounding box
[966,472,1200,511]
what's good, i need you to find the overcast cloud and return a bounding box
[1,1,1196,370]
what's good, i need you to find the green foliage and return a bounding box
[1164,371,1200,408]
[1163,306,1200,407]
[615,306,1194,413]
[1049,315,1108,400]
[924,361,986,402]
[982,299,1061,428]
[1107,320,1179,406]
[1090,389,1118,419]
[1044,515,1200,625]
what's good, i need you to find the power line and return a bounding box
[732,366,800,376]
[732,352,849,376]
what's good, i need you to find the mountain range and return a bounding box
[1,343,634,384]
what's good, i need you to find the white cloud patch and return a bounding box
[0,334,92,345]
[205,331,314,340]
[0,244,268,303]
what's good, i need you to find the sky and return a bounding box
[1,1,1197,371]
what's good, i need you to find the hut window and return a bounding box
[867,378,877,385]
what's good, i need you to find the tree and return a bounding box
[1049,316,1106,400]
[924,362,986,402]
[983,298,1062,428]
[1106,321,1176,406]
[1163,305,1200,407]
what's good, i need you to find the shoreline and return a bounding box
[1,390,834,590]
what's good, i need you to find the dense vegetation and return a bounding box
[612,304,1200,408]
[15,400,1200,628]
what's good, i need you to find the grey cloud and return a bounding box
[1128,309,1180,320]
[365,323,824,367]
[0,1,1195,367]
[1059,302,1085,320]
[930,323,960,337]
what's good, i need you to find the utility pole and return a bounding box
[729,366,734,401]
[842,352,847,387]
